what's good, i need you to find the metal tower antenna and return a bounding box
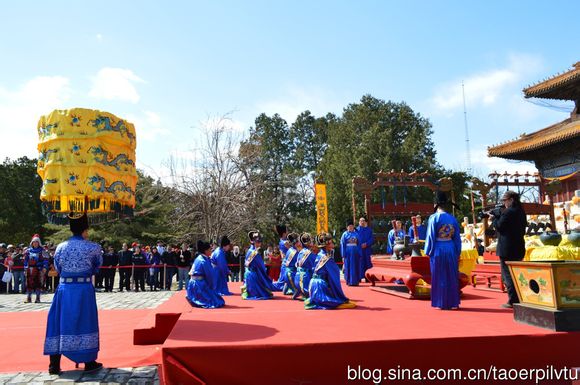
[462,81,472,175]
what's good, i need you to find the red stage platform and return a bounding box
[159,283,580,385]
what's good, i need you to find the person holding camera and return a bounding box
[489,190,527,308]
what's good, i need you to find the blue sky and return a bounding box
[0,1,577,181]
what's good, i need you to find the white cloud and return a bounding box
[255,85,340,123]
[0,76,71,160]
[96,34,103,42]
[123,110,171,142]
[430,53,544,112]
[88,67,144,104]
[469,148,538,178]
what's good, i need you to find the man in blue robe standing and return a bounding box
[356,216,374,281]
[340,219,362,286]
[44,213,103,375]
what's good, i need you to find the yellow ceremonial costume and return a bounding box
[37,108,137,222]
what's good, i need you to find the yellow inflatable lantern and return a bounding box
[37,108,137,222]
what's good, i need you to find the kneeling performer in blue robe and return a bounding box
[186,240,225,308]
[44,213,103,375]
[211,236,233,296]
[284,232,301,297]
[305,233,356,310]
[241,231,277,300]
[293,232,316,300]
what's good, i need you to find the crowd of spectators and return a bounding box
[0,239,287,296]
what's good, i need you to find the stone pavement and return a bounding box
[0,366,159,385]
[0,290,175,312]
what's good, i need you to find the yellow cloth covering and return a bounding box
[37,108,137,217]
[528,246,580,261]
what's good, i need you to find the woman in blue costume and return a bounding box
[356,216,374,281]
[424,191,462,310]
[210,236,233,296]
[340,219,362,286]
[386,220,405,254]
[44,213,103,375]
[241,231,277,300]
[305,233,356,310]
[272,224,289,291]
[293,233,317,300]
[186,240,225,308]
[283,232,301,296]
[408,215,427,243]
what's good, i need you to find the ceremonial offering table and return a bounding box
[507,260,580,331]
[365,255,469,299]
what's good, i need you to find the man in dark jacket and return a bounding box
[118,243,133,292]
[491,190,527,308]
[102,246,118,292]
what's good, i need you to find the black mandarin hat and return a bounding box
[275,224,287,236]
[220,235,231,247]
[69,212,89,234]
[197,240,211,253]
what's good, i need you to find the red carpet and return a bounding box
[161,282,580,385]
[0,307,162,372]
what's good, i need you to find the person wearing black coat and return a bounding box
[102,246,119,292]
[491,190,527,308]
[118,243,133,292]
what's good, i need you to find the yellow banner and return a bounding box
[315,182,328,233]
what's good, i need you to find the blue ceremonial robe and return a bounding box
[424,211,462,310]
[356,225,374,280]
[293,247,316,298]
[283,247,299,295]
[272,238,289,291]
[408,224,427,243]
[386,229,405,254]
[44,235,102,364]
[210,247,232,296]
[340,230,361,286]
[241,246,276,300]
[186,254,225,308]
[305,250,352,310]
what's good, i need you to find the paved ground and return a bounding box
[0,284,179,383]
[0,366,159,385]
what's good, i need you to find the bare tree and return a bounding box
[164,116,261,243]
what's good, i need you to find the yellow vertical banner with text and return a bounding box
[315,182,329,234]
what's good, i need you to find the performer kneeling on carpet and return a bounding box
[272,224,290,291]
[186,240,225,308]
[294,233,316,300]
[424,191,462,310]
[241,231,278,300]
[44,213,103,375]
[284,232,301,297]
[211,236,233,296]
[305,233,356,310]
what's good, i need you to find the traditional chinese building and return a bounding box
[488,62,580,203]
